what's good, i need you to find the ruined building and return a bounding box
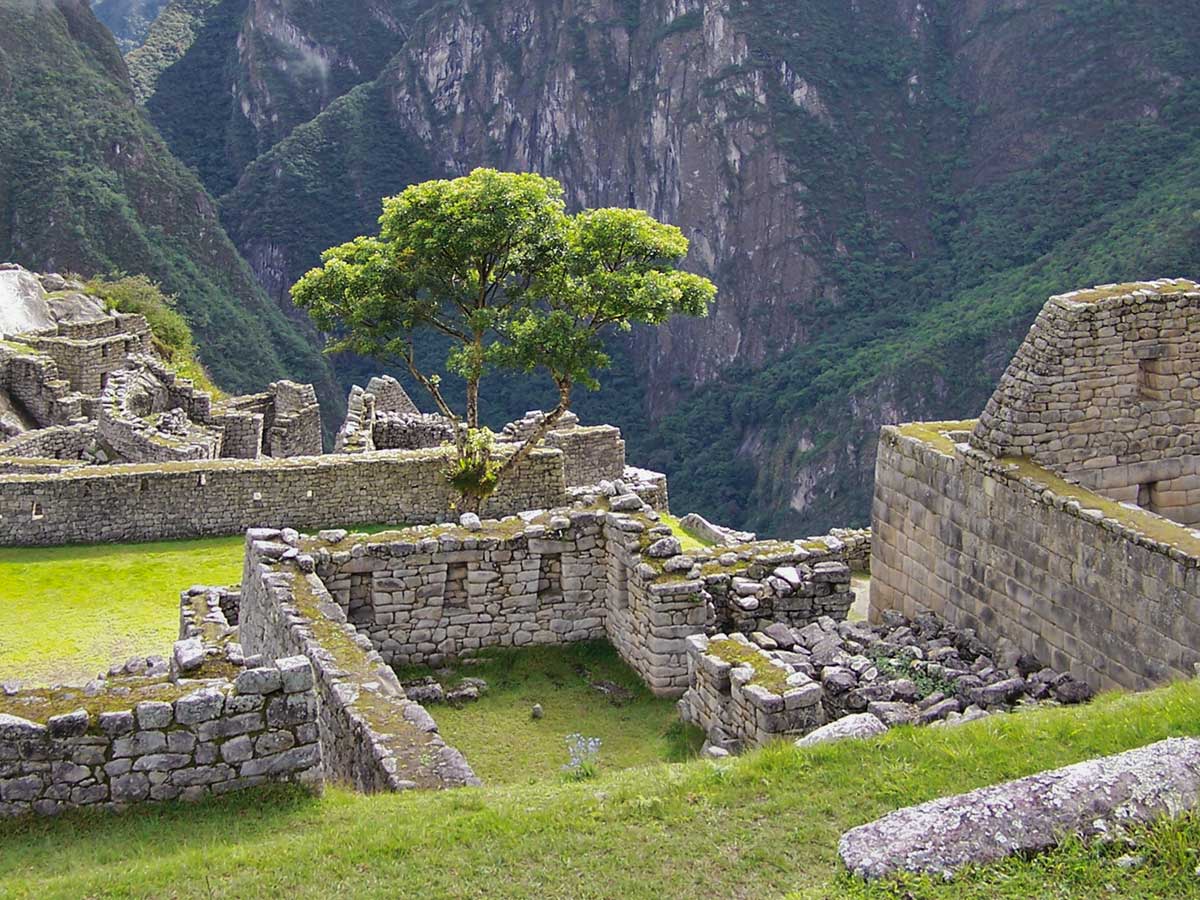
[872,279,1200,691]
[0,264,321,471]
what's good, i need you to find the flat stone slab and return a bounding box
[839,737,1200,880]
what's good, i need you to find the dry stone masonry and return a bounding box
[680,606,1091,752]
[873,281,1200,692]
[0,655,322,818]
[0,266,321,470]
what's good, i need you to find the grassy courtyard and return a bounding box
[0,536,245,686]
[1,679,1198,898]
[397,642,703,784]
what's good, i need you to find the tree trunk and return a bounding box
[494,380,572,484]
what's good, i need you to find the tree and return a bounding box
[292,168,716,510]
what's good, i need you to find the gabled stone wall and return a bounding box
[971,280,1200,523]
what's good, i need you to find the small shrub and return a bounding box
[445,428,501,500]
[83,274,223,397]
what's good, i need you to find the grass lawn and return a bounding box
[657,511,714,553]
[2,679,1198,898]
[398,642,703,785]
[0,536,245,686]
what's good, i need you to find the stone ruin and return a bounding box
[14,270,1198,829]
[0,264,321,472]
[872,280,1200,692]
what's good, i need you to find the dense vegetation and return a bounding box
[0,0,339,407]
[2,678,1198,896]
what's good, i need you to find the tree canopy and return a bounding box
[292,168,717,509]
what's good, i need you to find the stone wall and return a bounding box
[304,498,861,698]
[544,425,626,486]
[265,381,323,457]
[0,446,567,546]
[238,530,478,791]
[680,632,823,749]
[0,658,322,818]
[871,422,1200,691]
[971,280,1200,523]
[313,513,609,668]
[0,342,84,428]
[22,313,151,395]
[0,423,96,460]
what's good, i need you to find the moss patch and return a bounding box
[1059,279,1198,303]
[656,511,714,553]
[896,419,980,456]
[998,455,1200,556]
[706,638,791,695]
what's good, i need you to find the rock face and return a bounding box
[839,737,1200,880]
[0,266,55,338]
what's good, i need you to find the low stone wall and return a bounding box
[0,422,96,459]
[0,658,322,818]
[0,446,567,546]
[680,632,823,748]
[871,422,1200,691]
[313,513,609,668]
[239,530,478,791]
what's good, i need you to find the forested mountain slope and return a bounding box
[0,0,339,406]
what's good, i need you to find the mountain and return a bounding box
[90,0,170,50]
[44,0,1200,533]
[0,0,340,408]
[202,0,1200,534]
[129,0,422,195]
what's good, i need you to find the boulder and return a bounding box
[795,713,887,748]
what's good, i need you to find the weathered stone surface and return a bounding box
[795,713,887,748]
[839,737,1200,880]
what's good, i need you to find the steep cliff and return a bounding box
[133,0,421,194]
[0,0,339,406]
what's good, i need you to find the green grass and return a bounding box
[396,642,703,785]
[657,511,714,554]
[0,535,244,686]
[1,680,1198,897]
